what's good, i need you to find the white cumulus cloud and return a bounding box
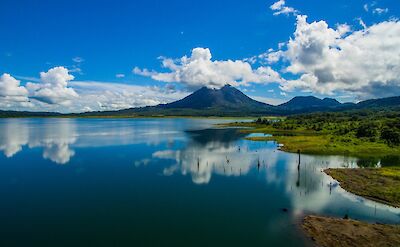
[69,81,189,112]
[133,47,283,89]
[26,66,79,105]
[0,66,189,113]
[265,15,400,99]
[0,73,31,109]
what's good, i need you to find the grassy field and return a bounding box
[223,122,400,157]
[302,215,400,247]
[246,134,400,156]
[225,111,400,157]
[325,167,400,207]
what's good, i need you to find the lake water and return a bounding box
[0,118,399,247]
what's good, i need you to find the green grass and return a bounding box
[246,135,400,156]
[222,122,400,157]
[325,167,400,207]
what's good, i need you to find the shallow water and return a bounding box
[0,118,399,247]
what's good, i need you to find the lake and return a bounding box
[0,118,399,247]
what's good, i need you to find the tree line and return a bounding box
[256,108,400,146]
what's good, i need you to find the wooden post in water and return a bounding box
[296,150,301,187]
[297,149,301,171]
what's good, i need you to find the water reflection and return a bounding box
[149,127,400,223]
[2,118,399,247]
[33,120,77,164]
[151,128,358,185]
[152,128,255,184]
[0,119,29,157]
[0,119,77,164]
[0,118,233,165]
[0,117,399,246]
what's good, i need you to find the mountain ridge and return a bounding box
[278,96,342,111]
[1,85,400,117]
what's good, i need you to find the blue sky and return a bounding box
[0,0,399,112]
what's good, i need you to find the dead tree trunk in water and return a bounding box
[296,150,301,187]
[297,149,301,170]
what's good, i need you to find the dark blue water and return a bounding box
[0,118,399,247]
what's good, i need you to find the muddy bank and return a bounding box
[302,215,400,247]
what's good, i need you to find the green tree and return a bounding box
[356,122,379,138]
[381,128,400,146]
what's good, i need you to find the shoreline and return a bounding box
[227,121,400,245]
[221,122,400,158]
[324,167,400,208]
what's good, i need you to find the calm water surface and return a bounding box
[0,118,399,247]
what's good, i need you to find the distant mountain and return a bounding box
[69,85,275,117]
[277,96,342,113]
[1,86,400,117]
[0,110,61,118]
[354,96,400,109]
[79,89,398,117]
[159,85,271,109]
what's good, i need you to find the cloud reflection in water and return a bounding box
[149,127,400,222]
[0,118,227,165]
[1,118,399,224]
